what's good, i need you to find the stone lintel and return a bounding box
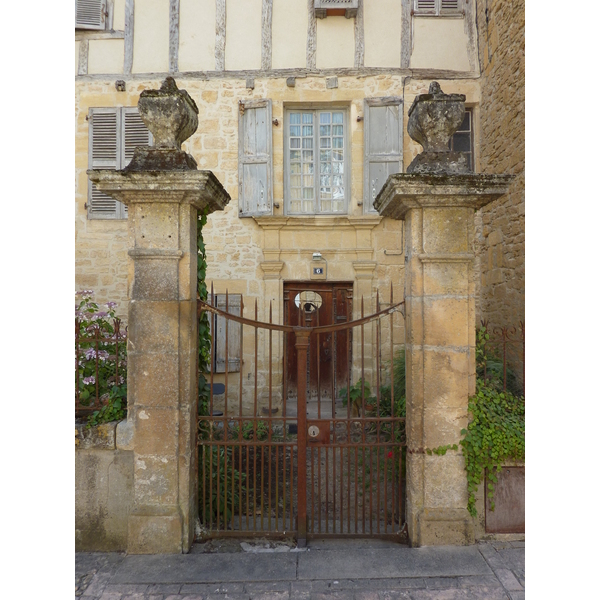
[87,169,231,214]
[253,215,382,231]
[374,173,514,220]
[417,253,475,263]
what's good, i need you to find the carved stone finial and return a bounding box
[124,78,199,171]
[406,82,468,174]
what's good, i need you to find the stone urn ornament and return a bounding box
[125,76,199,171]
[406,82,468,174]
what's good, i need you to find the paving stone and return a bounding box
[119,594,148,600]
[494,570,523,592]
[491,542,512,550]
[409,589,509,600]
[377,592,412,600]
[246,592,289,600]
[513,570,525,587]
[495,549,525,572]
[456,576,501,589]
[147,585,182,594]
[97,593,123,600]
[508,593,525,600]
[476,545,506,571]
[309,593,353,600]
[106,586,150,594]
[83,572,114,597]
[244,582,290,593]
[354,592,379,600]
[355,579,425,590]
[425,578,458,589]
[508,542,525,548]
[206,594,250,600]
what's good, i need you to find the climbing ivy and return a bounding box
[197,209,212,420]
[460,326,525,517]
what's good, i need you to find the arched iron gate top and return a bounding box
[198,297,405,333]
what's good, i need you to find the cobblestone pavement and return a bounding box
[75,540,524,600]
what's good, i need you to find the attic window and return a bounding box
[413,0,463,16]
[76,0,108,30]
[314,0,358,19]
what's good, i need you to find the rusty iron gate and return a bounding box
[197,286,406,544]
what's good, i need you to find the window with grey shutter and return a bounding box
[414,0,462,15]
[238,100,273,218]
[76,0,107,30]
[88,107,152,219]
[214,294,242,373]
[363,97,403,213]
[88,108,120,219]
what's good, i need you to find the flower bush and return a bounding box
[75,290,127,426]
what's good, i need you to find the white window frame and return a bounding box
[413,0,463,17]
[284,106,351,216]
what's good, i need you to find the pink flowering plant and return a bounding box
[76,290,127,425]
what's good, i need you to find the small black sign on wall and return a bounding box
[310,261,326,280]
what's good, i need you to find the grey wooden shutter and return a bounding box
[121,107,153,217]
[88,107,119,219]
[440,0,461,14]
[414,0,436,15]
[363,97,403,213]
[214,295,241,373]
[238,99,273,218]
[76,0,107,30]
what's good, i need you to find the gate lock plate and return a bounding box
[307,420,330,444]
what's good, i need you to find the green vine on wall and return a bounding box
[197,209,212,420]
[460,327,525,516]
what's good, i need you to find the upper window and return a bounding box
[449,108,473,171]
[76,0,108,30]
[413,0,462,16]
[87,107,152,219]
[285,109,349,215]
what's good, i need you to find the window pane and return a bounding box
[302,125,313,136]
[290,138,301,148]
[320,137,331,149]
[333,186,344,199]
[302,150,313,162]
[290,125,300,136]
[290,113,301,124]
[332,125,343,136]
[291,163,301,174]
[290,175,301,187]
[290,150,300,160]
[332,150,343,161]
[320,125,331,137]
[291,188,300,199]
[320,161,331,173]
[321,200,332,212]
[332,162,344,174]
[302,113,313,124]
[457,111,470,132]
[320,175,331,187]
[332,200,344,212]
[303,188,314,199]
[332,112,343,124]
[453,133,471,152]
[333,137,343,149]
[333,175,343,187]
[303,175,314,187]
[303,162,314,174]
[320,187,331,199]
[302,138,313,149]
[320,150,331,162]
[320,112,331,124]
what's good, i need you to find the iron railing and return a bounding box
[478,320,525,396]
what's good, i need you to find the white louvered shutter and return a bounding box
[238,100,273,217]
[214,295,241,373]
[363,98,403,213]
[88,108,119,219]
[75,0,107,30]
[414,0,436,15]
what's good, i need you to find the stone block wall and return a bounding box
[474,0,525,327]
[75,421,133,551]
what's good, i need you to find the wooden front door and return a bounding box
[284,282,353,403]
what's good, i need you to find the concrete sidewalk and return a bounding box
[75,539,525,600]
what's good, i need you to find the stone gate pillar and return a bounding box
[375,83,511,546]
[89,78,230,553]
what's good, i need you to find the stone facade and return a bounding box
[474,0,525,327]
